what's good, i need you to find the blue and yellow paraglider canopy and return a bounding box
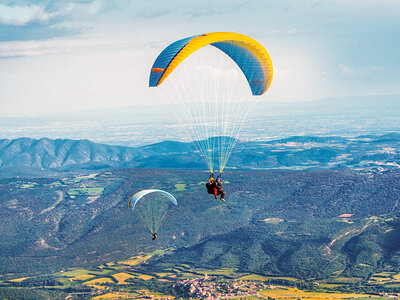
[149,32,273,96]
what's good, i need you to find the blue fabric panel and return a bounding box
[211,42,265,95]
[149,35,200,87]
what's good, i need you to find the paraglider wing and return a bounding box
[149,32,273,95]
[128,189,178,211]
[128,189,178,235]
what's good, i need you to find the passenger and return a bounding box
[215,177,226,202]
[205,174,226,202]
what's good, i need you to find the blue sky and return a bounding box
[0,0,399,116]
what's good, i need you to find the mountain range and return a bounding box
[2,95,400,147]
[1,133,400,178]
[1,132,400,281]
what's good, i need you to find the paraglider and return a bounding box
[205,174,225,202]
[149,32,273,201]
[128,189,178,240]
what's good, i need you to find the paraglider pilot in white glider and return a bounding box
[128,189,178,240]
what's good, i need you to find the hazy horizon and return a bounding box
[1,94,399,147]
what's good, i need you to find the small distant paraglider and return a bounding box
[128,189,178,240]
[149,32,273,202]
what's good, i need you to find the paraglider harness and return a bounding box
[206,174,225,201]
[206,174,215,194]
[152,233,157,240]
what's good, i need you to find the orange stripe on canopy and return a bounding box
[152,68,165,73]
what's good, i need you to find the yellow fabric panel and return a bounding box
[157,32,273,95]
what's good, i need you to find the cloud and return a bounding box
[339,64,387,75]
[0,36,143,58]
[54,0,105,19]
[134,9,170,19]
[0,4,51,26]
[189,8,219,19]
[186,1,248,19]
[0,1,109,42]
[0,1,107,27]
[339,64,354,74]
[0,39,70,57]
[271,29,299,36]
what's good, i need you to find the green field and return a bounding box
[174,183,187,191]
[2,255,399,299]
[68,187,105,196]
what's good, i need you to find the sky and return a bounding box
[0,0,399,117]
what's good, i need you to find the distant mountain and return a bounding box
[0,138,199,177]
[1,95,399,147]
[0,138,136,177]
[0,133,400,178]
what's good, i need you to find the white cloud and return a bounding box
[339,64,387,75]
[55,0,105,19]
[0,4,50,26]
[0,39,82,57]
[271,29,299,36]
[0,1,106,27]
[339,64,354,74]
[0,36,142,58]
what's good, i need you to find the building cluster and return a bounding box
[175,274,271,299]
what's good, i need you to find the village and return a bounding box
[175,274,273,299]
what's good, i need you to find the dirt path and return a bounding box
[38,190,64,216]
[329,224,370,247]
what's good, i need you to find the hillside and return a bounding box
[151,213,400,280]
[1,168,400,280]
[1,133,400,177]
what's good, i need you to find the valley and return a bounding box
[1,167,400,298]
[1,250,399,299]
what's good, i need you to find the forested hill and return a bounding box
[1,168,400,279]
[1,133,400,177]
[149,211,400,280]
